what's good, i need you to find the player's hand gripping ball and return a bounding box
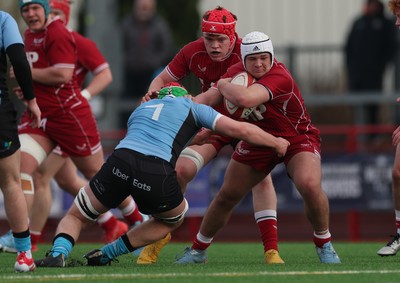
[223,72,256,119]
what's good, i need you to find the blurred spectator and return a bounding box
[120,0,173,100]
[345,0,398,125]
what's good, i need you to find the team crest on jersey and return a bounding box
[76,143,88,152]
[236,146,250,156]
[198,64,207,73]
[33,37,45,45]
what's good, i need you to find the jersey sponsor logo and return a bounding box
[246,104,267,121]
[132,178,151,191]
[26,52,39,67]
[112,166,129,181]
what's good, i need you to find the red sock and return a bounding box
[192,235,211,251]
[257,219,278,252]
[100,215,118,232]
[396,219,400,231]
[313,231,331,248]
[30,231,41,246]
[123,207,143,225]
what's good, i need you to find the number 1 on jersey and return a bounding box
[145,104,164,121]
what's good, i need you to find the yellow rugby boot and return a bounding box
[136,232,171,264]
[264,249,285,264]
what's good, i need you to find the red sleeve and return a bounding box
[74,32,108,74]
[257,67,293,99]
[165,42,194,80]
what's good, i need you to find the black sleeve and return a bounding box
[6,43,35,100]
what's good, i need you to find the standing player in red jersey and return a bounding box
[138,6,283,265]
[176,31,341,264]
[25,0,146,252]
[0,0,130,253]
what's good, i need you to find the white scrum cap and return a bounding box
[241,31,274,68]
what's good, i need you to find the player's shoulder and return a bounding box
[225,62,245,77]
[259,59,295,89]
[0,11,19,36]
[71,31,84,40]
[46,18,70,36]
[72,31,96,47]
[190,99,213,114]
[269,60,292,78]
[0,10,13,24]
[180,38,206,53]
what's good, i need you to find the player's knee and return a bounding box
[179,148,204,175]
[74,187,100,221]
[32,170,52,193]
[56,176,82,194]
[177,148,204,187]
[153,199,188,225]
[215,190,239,208]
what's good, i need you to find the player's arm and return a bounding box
[193,87,223,107]
[82,67,112,100]
[148,69,173,91]
[7,43,34,100]
[7,43,41,128]
[142,69,174,102]
[218,78,270,108]
[31,66,74,85]
[214,115,289,157]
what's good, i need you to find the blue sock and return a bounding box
[101,237,130,260]
[14,235,31,252]
[51,236,73,258]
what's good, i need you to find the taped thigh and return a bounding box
[19,134,47,165]
[74,187,101,221]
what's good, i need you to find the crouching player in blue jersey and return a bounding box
[34,82,289,267]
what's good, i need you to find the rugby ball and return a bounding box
[223,72,256,119]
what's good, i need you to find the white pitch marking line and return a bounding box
[2,269,400,281]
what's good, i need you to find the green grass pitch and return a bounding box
[0,242,399,283]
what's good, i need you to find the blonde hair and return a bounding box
[388,0,400,14]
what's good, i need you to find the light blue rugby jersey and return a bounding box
[0,11,23,50]
[115,96,222,165]
[0,11,24,98]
